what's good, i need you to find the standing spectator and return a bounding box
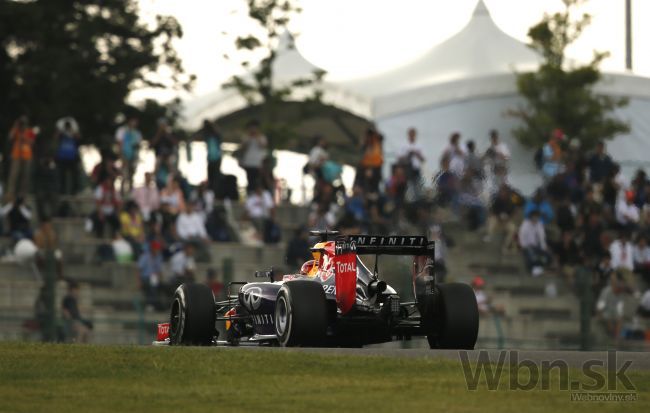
[472,276,504,316]
[484,184,517,251]
[54,118,81,195]
[6,116,36,201]
[132,172,160,222]
[464,140,483,181]
[553,230,581,285]
[33,154,59,219]
[483,129,510,172]
[541,128,564,181]
[151,118,178,177]
[307,135,329,178]
[115,116,142,194]
[433,156,459,209]
[259,155,277,195]
[199,119,222,191]
[119,200,145,256]
[137,240,164,310]
[61,281,92,343]
[2,196,33,240]
[159,174,186,215]
[588,141,613,185]
[239,120,268,192]
[90,177,121,238]
[359,128,384,193]
[518,210,551,276]
[596,277,625,339]
[397,128,425,182]
[441,132,465,177]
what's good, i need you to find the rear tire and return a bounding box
[169,283,216,345]
[425,283,479,350]
[275,280,328,347]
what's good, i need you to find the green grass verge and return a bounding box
[0,342,648,412]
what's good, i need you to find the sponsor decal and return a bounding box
[319,254,335,282]
[323,284,336,295]
[350,235,426,247]
[242,286,263,310]
[252,313,274,325]
[157,323,170,341]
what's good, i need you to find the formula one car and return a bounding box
[155,231,478,349]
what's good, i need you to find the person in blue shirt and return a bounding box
[115,116,142,194]
[137,240,164,310]
[523,189,555,225]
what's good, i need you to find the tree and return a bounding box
[222,0,326,149]
[510,0,628,150]
[0,0,193,153]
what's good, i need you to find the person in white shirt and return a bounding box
[308,136,329,176]
[169,243,196,285]
[398,128,425,180]
[240,120,268,192]
[609,231,639,295]
[615,190,640,230]
[518,211,551,276]
[176,201,209,242]
[245,185,275,239]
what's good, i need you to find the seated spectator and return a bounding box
[633,236,650,285]
[555,196,575,232]
[386,165,408,209]
[90,151,119,188]
[189,181,215,218]
[119,200,145,256]
[169,243,196,287]
[609,231,638,295]
[344,185,368,228]
[1,196,33,240]
[596,276,625,339]
[137,240,164,311]
[90,177,121,238]
[245,185,276,241]
[112,233,134,263]
[308,202,337,232]
[523,189,554,225]
[615,190,640,231]
[160,175,186,216]
[132,172,160,222]
[206,204,236,242]
[61,281,92,343]
[638,289,650,319]
[553,230,580,285]
[518,210,551,276]
[594,252,614,301]
[484,184,517,251]
[176,200,209,243]
[286,226,312,269]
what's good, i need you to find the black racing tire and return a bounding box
[274,280,328,347]
[426,283,479,350]
[169,283,216,346]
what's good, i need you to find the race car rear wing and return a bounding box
[344,235,434,256]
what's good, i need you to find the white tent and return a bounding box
[337,0,650,192]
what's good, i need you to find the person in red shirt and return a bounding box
[6,116,36,201]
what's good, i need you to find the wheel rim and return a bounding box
[170,298,182,341]
[275,296,289,336]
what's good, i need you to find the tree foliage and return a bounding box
[222,0,326,148]
[510,0,629,150]
[0,0,192,153]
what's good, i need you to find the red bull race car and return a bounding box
[155,231,479,349]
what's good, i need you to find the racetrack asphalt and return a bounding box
[225,346,650,371]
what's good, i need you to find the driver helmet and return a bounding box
[300,260,316,276]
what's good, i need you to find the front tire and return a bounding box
[425,283,479,349]
[275,281,328,347]
[169,283,216,345]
